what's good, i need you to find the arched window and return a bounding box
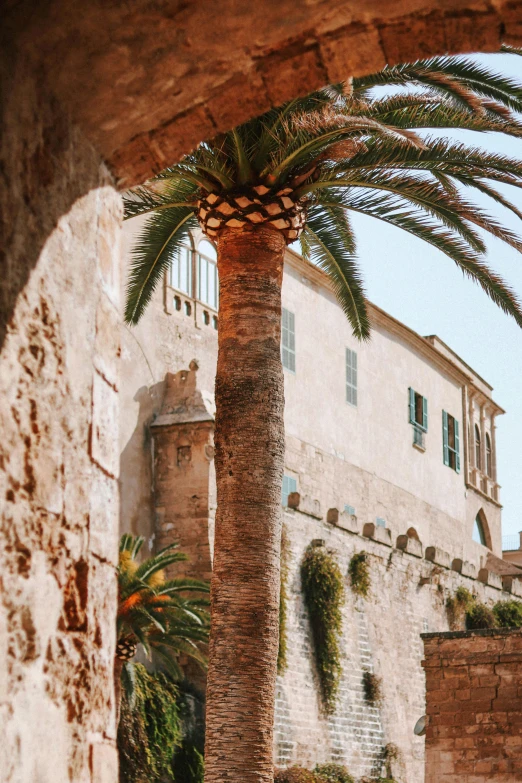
[475,424,481,470]
[197,239,218,309]
[169,239,193,296]
[486,433,492,478]
[472,514,486,545]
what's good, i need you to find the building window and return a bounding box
[486,433,492,478]
[442,411,460,473]
[346,348,358,406]
[344,504,356,516]
[376,517,386,528]
[409,388,428,431]
[169,242,192,296]
[282,475,297,507]
[282,308,296,372]
[475,424,482,470]
[473,513,487,545]
[197,239,219,310]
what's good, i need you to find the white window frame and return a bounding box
[282,308,296,373]
[282,475,297,507]
[346,348,358,406]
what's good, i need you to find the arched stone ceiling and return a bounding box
[5,0,522,188]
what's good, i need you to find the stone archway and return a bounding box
[2,3,522,781]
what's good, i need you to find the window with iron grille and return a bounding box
[346,348,357,406]
[282,475,297,507]
[282,308,296,372]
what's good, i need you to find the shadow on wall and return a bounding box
[119,381,165,548]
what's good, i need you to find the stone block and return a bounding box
[478,569,503,590]
[363,522,392,547]
[452,559,477,579]
[90,371,119,478]
[396,534,423,558]
[501,576,522,597]
[425,546,451,569]
[94,292,120,390]
[326,507,359,534]
[90,741,118,783]
[287,492,322,519]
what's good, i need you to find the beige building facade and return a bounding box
[119,224,519,781]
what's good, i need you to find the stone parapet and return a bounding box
[425,546,451,569]
[326,507,359,534]
[477,568,503,590]
[362,522,392,547]
[451,558,477,579]
[396,534,423,558]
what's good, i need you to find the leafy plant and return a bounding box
[301,544,344,713]
[313,763,355,783]
[362,670,383,706]
[118,664,182,783]
[278,524,291,673]
[382,743,401,780]
[348,552,371,598]
[466,601,498,630]
[446,586,475,629]
[172,740,205,783]
[117,535,210,678]
[274,767,320,783]
[493,600,522,628]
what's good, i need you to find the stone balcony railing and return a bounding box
[468,467,500,503]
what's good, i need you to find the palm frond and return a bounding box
[304,204,370,340]
[125,207,198,325]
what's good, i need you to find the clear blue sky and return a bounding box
[299,53,522,538]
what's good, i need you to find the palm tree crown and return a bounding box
[125,51,522,337]
[117,535,210,679]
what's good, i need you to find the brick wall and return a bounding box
[423,629,522,782]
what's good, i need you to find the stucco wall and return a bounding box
[0,62,122,783]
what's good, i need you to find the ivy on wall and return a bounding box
[118,664,182,783]
[446,588,522,631]
[278,524,290,674]
[301,543,344,713]
[348,551,371,598]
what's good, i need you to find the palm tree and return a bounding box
[115,535,209,724]
[123,53,522,783]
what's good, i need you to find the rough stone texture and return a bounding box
[0,56,121,783]
[5,1,522,190]
[423,629,522,782]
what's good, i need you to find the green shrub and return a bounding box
[466,602,497,630]
[301,544,344,713]
[313,763,355,783]
[493,600,522,628]
[172,740,204,783]
[362,671,382,706]
[278,524,290,673]
[446,587,475,629]
[118,664,182,783]
[275,766,319,783]
[348,552,371,598]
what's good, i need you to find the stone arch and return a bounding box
[473,508,493,549]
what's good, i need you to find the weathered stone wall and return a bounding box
[0,57,122,783]
[271,475,516,782]
[423,629,522,782]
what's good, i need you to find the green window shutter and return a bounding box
[409,387,415,424]
[422,396,428,432]
[454,419,461,473]
[442,410,449,466]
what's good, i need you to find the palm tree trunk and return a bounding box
[204,225,286,783]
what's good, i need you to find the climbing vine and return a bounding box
[362,670,382,706]
[348,551,371,598]
[118,664,182,783]
[278,523,290,674]
[301,543,344,713]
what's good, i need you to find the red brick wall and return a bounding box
[423,629,522,782]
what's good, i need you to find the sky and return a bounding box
[297,53,522,540]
